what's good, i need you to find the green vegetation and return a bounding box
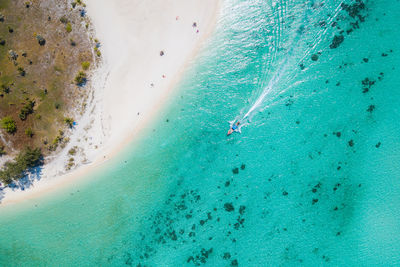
[73,0,85,7]
[68,146,77,156]
[66,157,74,170]
[19,100,35,120]
[36,35,46,46]
[25,127,34,137]
[1,117,16,133]
[0,147,42,185]
[64,117,74,128]
[74,71,87,86]
[94,46,101,57]
[48,130,69,151]
[59,16,68,24]
[1,84,10,94]
[0,0,96,173]
[17,66,25,76]
[66,22,72,33]
[70,38,76,46]
[81,61,90,70]
[53,130,64,144]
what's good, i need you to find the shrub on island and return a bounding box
[25,128,34,137]
[1,84,10,94]
[70,38,76,46]
[68,146,77,156]
[1,117,16,134]
[66,22,72,33]
[59,16,68,24]
[36,35,46,46]
[94,46,101,57]
[74,71,87,86]
[17,66,26,76]
[81,61,90,70]
[71,0,85,8]
[8,50,18,61]
[19,100,35,120]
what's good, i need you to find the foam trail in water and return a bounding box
[242,62,289,121]
[231,1,344,131]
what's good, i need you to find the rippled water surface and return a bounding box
[1,0,400,266]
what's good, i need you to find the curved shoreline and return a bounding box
[0,0,221,207]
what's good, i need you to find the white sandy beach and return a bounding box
[0,0,220,206]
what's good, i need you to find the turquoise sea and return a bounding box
[1,0,400,265]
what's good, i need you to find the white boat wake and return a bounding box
[229,2,344,133]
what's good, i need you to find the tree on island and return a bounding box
[0,147,42,185]
[64,117,74,128]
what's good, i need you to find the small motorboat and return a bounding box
[227,121,240,136]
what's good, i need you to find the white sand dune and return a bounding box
[0,0,220,206]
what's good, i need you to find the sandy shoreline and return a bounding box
[0,0,221,206]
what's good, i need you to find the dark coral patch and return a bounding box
[367,105,375,113]
[224,203,235,212]
[341,1,365,19]
[231,259,239,266]
[330,35,344,49]
[239,205,246,215]
[223,252,231,260]
[333,132,341,138]
[362,77,375,93]
[311,54,319,61]
[348,140,354,147]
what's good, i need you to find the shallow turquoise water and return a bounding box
[1,0,400,266]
